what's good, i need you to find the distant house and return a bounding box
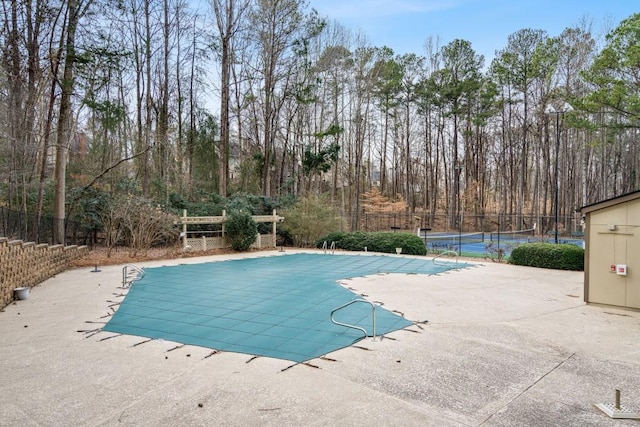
[581,190,640,309]
[228,139,243,183]
[370,169,381,187]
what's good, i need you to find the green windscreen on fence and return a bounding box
[103,253,466,363]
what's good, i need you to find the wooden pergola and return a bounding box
[174,210,285,251]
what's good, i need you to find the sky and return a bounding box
[307,0,638,65]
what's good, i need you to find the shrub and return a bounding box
[317,231,349,244]
[276,228,295,247]
[225,210,258,251]
[100,196,178,257]
[509,243,584,271]
[280,195,342,246]
[483,241,516,263]
[316,231,427,256]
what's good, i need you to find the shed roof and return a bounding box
[580,189,640,214]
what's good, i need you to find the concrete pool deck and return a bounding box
[1,250,639,426]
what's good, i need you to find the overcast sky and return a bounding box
[308,0,638,64]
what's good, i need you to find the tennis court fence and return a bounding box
[358,212,582,237]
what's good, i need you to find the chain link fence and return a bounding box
[357,211,584,238]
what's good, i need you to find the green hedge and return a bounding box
[316,231,427,256]
[225,210,258,251]
[509,243,584,271]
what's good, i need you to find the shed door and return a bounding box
[588,231,626,307]
[626,229,640,309]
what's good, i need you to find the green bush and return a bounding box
[280,195,342,247]
[509,243,584,271]
[225,210,258,251]
[316,231,427,256]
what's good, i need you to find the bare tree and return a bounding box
[0,0,54,239]
[53,0,95,243]
[211,0,250,197]
[247,0,323,196]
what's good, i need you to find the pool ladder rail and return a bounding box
[122,264,145,288]
[432,250,459,266]
[322,240,336,254]
[330,298,378,341]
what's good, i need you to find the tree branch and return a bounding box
[81,147,150,193]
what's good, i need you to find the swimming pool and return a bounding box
[103,253,468,363]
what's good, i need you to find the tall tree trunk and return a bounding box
[143,0,152,195]
[53,0,93,244]
[35,32,64,243]
[159,0,170,206]
[188,16,197,197]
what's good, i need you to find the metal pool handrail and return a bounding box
[432,250,459,266]
[330,299,377,340]
[122,264,145,288]
[322,241,336,254]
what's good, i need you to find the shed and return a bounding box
[581,190,640,309]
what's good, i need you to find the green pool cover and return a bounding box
[103,253,466,363]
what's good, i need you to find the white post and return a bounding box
[272,209,277,247]
[222,209,226,245]
[182,209,187,248]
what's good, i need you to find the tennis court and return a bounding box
[103,253,468,363]
[421,229,583,257]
